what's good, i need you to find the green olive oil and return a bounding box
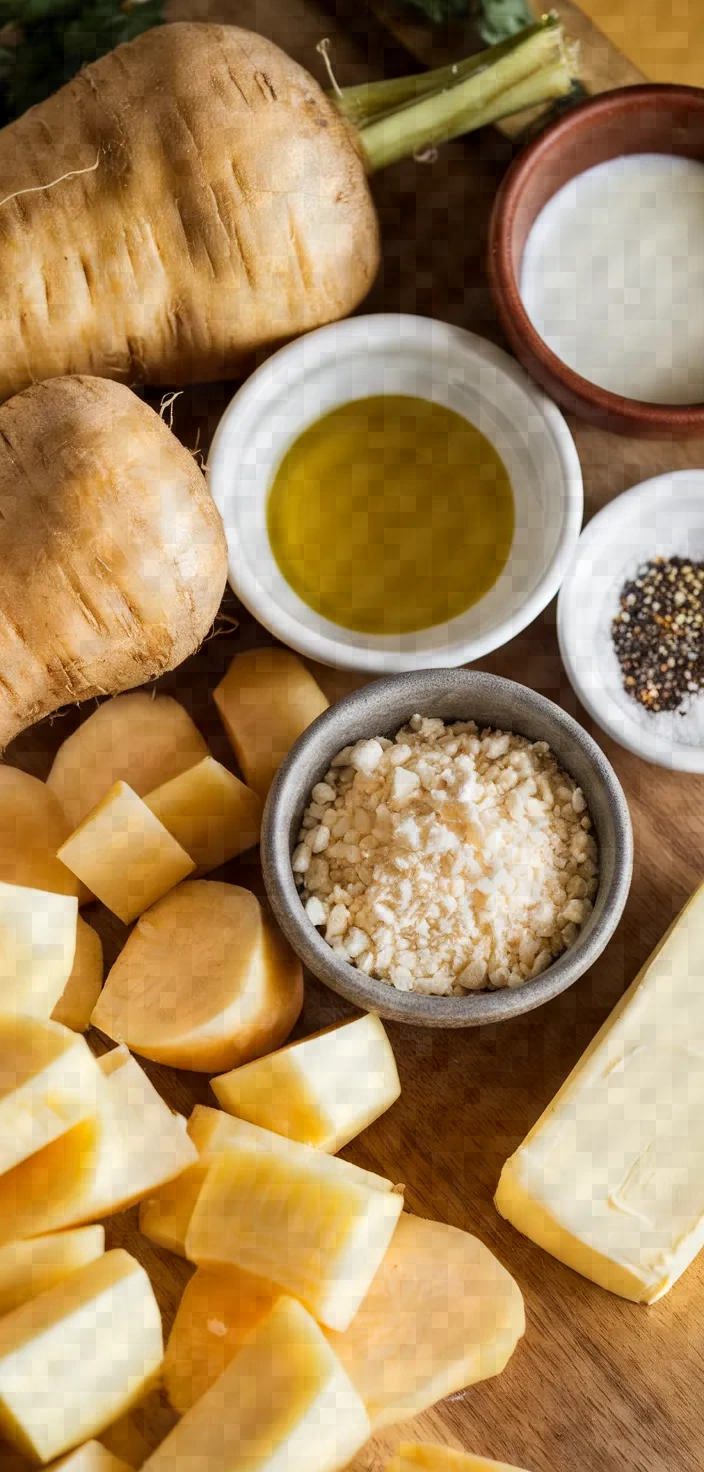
[267,395,514,636]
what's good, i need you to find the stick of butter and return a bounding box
[495,882,704,1304]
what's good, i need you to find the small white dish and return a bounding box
[558,470,704,772]
[208,313,583,673]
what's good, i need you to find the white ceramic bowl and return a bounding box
[558,470,704,772]
[208,313,583,673]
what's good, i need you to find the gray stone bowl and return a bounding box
[261,669,633,1026]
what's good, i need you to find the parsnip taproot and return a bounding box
[0,376,226,750]
[0,20,572,401]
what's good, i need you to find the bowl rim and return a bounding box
[557,469,704,773]
[261,668,634,1027]
[487,83,704,435]
[207,312,583,672]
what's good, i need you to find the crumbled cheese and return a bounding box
[296,716,599,996]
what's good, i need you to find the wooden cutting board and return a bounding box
[4,4,704,1471]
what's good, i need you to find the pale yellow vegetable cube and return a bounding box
[0,880,77,1018]
[47,692,208,832]
[92,881,302,1072]
[0,1249,163,1463]
[214,648,328,801]
[58,782,195,925]
[0,1228,105,1318]
[0,1048,197,1244]
[143,1296,369,1472]
[163,1265,281,1413]
[0,1016,100,1175]
[144,756,262,875]
[325,1213,526,1429]
[387,1445,532,1472]
[212,1013,401,1152]
[0,766,79,898]
[185,1130,403,1331]
[52,918,103,1033]
[52,1440,134,1472]
[140,1105,392,1258]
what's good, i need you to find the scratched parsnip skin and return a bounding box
[387,1444,532,1472]
[211,1013,401,1152]
[495,881,704,1303]
[0,1250,163,1463]
[143,1297,370,1472]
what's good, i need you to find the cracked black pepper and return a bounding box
[612,556,704,714]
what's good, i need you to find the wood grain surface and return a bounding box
[3,3,704,1471]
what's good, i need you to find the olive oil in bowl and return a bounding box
[267,395,514,636]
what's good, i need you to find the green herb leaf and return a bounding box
[402,0,536,45]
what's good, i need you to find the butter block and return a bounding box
[0,880,77,1018]
[143,1296,369,1472]
[387,1444,532,1472]
[211,1013,401,1152]
[0,1016,99,1175]
[495,881,704,1303]
[0,1249,163,1463]
[0,1228,105,1318]
[326,1213,525,1429]
[144,756,262,875]
[214,648,328,801]
[140,1105,393,1258]
[52,918,104,1033]
[185,1128,403,1331]
[58,782,195,925]
[163,1266,281,1413]
[52,1441,134,1472]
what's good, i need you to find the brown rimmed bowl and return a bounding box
[488,84,704,437]
[260,669,633,1028]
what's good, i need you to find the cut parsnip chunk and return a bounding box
[0,1016,100,1175]
[214,649,328,801]
[0,766,79,898]
[0,1250,163,1463]
[212,1013,401,1152]
[0,880,77,1018]
[52,1441,134,1472]
[0,1049,196,1244]
[164,1266,281,1413]
[325,1213,525,1429]
[144,757,262,875]
[0,1228,105,1318]
[47,693,208,832]
[143,1296,369,1472]
[92,881,303,1072]
[52,918,103,1033]
[58,782,195,925]
[185,1130,403,1331]
[140,1105,394,1258]
[387,1445,532,1472]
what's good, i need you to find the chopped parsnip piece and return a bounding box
[0,1249,163,1463]
[0,1016,99,1175]
[47,692,208,831]
[58,782,195,925]
[92,881,302,1072]
[143,1297,369,1472]
[325,1213,525,1428]
[0,1119,102,1248]
[52,918,103,1033]
[0,1228,105,1318]
[52,1441,134,1472]
[185,1129,403,1331]
[0,766,79,898]
[387,1444,532,1472]
[163,1266,281,1413]
[0,880,77,1018]
[214,648,328,801]
[144,757,262,874]
[212,1013,401,1151]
